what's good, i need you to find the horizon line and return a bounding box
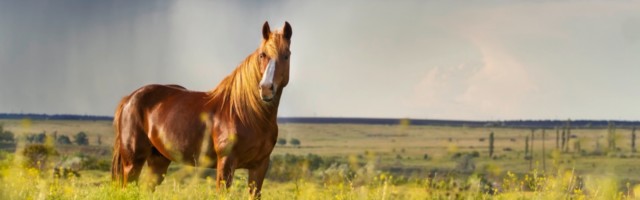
[0,112,638,122]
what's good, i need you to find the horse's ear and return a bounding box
[283,21,292,40]
[262,21,271,40]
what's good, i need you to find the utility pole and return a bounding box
[542,129,546,171]
[632,127,637,153]
[556,126,560,149]
[565,120,571,152]
[530,129,535,171]
[489,131,495,158]
[525,136,530,159]
[561,129,566,152]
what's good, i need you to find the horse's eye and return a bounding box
[284,55,289,60]
[260,52,266,58]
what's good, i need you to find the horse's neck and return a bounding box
[209,57,279,127]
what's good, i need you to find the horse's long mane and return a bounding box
[207,51,277,129]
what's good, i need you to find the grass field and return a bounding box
[0,119,639,199]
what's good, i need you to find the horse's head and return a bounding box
[257,21,292,102]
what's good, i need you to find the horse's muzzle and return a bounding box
[262,96,273,102]
[260,84,275,102]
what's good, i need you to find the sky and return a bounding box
[0,1,639,120]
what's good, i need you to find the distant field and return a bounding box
[1,119,638,174]
[1,119,639,199]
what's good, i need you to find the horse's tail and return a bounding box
[111,96,129,185]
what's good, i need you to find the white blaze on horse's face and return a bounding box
[259,58,277,102]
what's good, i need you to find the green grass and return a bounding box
[0,160,633,199]
[1,119,639,199]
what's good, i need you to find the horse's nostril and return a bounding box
[269,85,274,91]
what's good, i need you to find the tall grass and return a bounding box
[0,151,635,200]
[0,119,636,199]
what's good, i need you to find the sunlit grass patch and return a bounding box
[0,157,636,200]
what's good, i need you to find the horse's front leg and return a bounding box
[248,158,270,198]
[216,155,237,190]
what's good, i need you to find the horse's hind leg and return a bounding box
[123,153,147,186]
[146,149,171,190]
[122,128,153,186]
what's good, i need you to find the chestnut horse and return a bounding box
[111,21,292,197]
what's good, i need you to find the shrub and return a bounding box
[34,132,46,143]
[80,155,111,171]
[269,154,305,181]
[289,138,301,147]
[277,138,287,146]
[0,131,14,143]
[25,134,35,143]
[321,163,355,185]
[57,135,72,145]
[21,144,58,169]
[74,132,89,146]
[455,154,475,173]
[268,153,340,182]
[452,152,463,159]
[53,167,80,179]
[0,124,13,142]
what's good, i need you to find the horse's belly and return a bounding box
[147,127,217,167]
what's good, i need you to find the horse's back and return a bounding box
[117,83,207,132]
[116,84,188,138]
[116,84,213,164]
[128,84,186,101]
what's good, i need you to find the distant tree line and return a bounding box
[24,131,89,146]
[2,113,640,128]
[0,113,112,121]
[277,117,640,128]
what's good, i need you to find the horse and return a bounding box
[111,21,292,197]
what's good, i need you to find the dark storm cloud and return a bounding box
[0,1,173,114]
[1,1,639,120]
